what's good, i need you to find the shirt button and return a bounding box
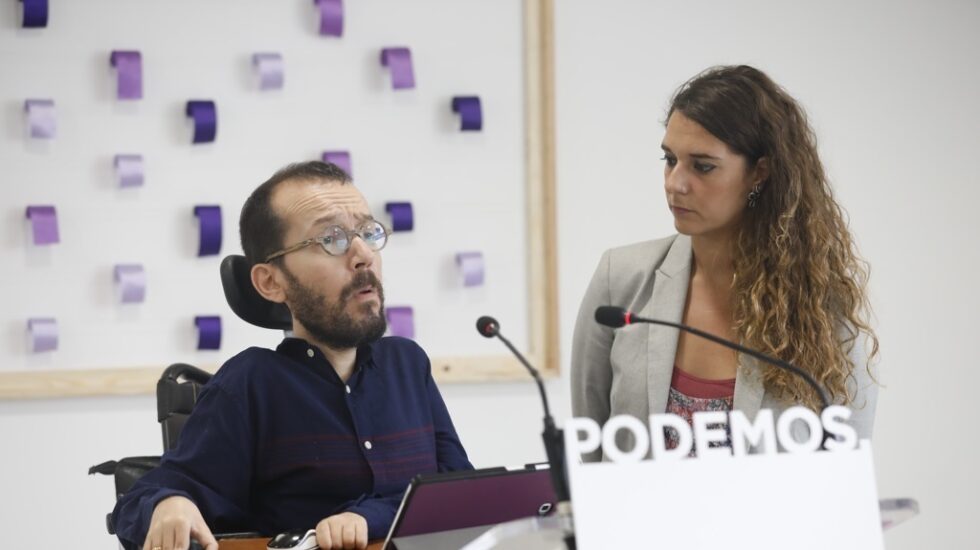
[364,441,373,450]
[307,349,315,358]
[345,385,351,394]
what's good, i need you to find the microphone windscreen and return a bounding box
[476,316,499,337]
[594,306,628,328]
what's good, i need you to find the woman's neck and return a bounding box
[690,233,736,288]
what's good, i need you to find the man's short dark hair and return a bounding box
[239,161,351,265]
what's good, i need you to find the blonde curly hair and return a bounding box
[669,65,878,409]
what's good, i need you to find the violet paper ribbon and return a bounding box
[20,0,48,28]
[380,47,416,90]
[25,205,59,245]
[24,99,56,139]
[321,151,352,177]
[114,154,144,187]
[252,53,284,90]
[385,202,413,232]
[110,50,143,100]
[28,318,58,353]
[194,315,222,350]
[455,251,485,286]
[185,100,217,144]
[314,0,343,36]
[193,205,222,256]
[385,306,414,339]
[114,264,146,303]
[451,96,483,131]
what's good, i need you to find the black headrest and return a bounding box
[220,255,292,331]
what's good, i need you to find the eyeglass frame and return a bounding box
[263,220,391,263]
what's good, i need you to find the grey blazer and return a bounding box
[570,234,878,462]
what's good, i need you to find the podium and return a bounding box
[461,438,918,550]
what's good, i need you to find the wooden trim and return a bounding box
[531,0,559,376]
[0,0,558,399]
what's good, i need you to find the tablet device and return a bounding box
[382,464,558,550]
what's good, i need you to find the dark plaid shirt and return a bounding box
[112,337,472,547]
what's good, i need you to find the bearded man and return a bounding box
[112,162,472,550]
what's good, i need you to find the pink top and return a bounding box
[670,368,735,399]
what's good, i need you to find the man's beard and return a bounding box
[281,268,387,349]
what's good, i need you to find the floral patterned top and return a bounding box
[664,367,736,455]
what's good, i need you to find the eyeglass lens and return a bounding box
[319,222,387,255]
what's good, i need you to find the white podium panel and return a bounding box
[566,441,883,550]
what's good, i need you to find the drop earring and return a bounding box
[747,185,761,208]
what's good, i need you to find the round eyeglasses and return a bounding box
[264,220,390,263]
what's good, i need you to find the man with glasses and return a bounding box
[112,162,472,550]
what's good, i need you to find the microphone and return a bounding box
[594,306,830,412]
[476,316,575,549]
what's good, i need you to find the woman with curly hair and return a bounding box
[571,65,879,460]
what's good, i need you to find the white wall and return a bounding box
[1,1,978,548]
[555,1,980,549]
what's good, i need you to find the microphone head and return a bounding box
[594,306,628,328]
[476,316,499,338]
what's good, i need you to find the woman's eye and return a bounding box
[661,155,677,167]
[694,162,715,174]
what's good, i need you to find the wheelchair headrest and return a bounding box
[220,255,292,331]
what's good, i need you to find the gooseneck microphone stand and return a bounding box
[594,305,832,449]
[476,316,576,550]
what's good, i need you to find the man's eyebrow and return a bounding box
[312,213,373,226]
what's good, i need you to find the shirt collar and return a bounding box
[276,337,375,384]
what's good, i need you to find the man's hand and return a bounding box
[142,495,218,550]
[315,512,368,549]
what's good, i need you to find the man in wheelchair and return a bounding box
[111,161,472,550]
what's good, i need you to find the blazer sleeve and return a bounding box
[570,250,616,462]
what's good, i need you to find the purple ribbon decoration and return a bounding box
[109,50,143,100]
[314,0,343,37]
[193,205,222,257]
[321,151,352,177]
[185,100,217,144]
[24,99,56,139]
[385,306,414,339]
[455,251,485,287]
[380,47,416,90]
[114,154,144,187]
[451,96,483,131]
[25,205,59,245]
[385,202,414,232]
[194,316,222,350]
[252,53,284,90]
[114,264,146,303]
[20,0,47,28]
[28,318,58,353]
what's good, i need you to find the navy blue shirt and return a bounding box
[112,336,472,547]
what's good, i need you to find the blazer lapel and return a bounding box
[733,355,765,422]
[645,235,692,415]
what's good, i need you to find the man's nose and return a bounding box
[347,235,374,270]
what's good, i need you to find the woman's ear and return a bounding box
[251,263,287,304]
